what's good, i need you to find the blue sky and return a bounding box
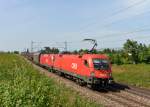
[0,0,150,51]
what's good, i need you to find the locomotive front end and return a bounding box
[87,55,114,87]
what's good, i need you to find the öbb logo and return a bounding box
[71,63,78,70]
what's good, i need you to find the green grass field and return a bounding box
[112,64,150,89]
[0,53,101,107]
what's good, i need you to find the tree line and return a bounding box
[76,39,150,64]
[40,39,150,65]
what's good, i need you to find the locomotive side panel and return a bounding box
[40,54,52,67]
[53,54,62,70]
[62,55,85,75]
[54,55,91,79]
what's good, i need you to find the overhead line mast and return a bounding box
[64,41,68,52]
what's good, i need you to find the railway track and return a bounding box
[111,83,150,99]
[105,86,150,107]
[25,57,150,107]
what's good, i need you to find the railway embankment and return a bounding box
[0,53,101,107]
[25,54,150,107]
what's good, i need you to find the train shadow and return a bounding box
[95,82,130,93]
[54,72,130,93]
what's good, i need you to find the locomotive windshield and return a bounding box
[93,59,109,70]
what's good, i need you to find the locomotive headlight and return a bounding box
[109,73,112,77]
[90,72,95,77]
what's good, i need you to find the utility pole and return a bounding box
[64,41,68,52]
[31,41,42,53]
[31,41,34,53]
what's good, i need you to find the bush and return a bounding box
[14,51,19,54]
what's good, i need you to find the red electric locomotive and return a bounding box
[30,39,113,88]
[37,53,113,88]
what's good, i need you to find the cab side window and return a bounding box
[84,60,89,67]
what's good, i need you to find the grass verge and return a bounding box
[112,64,150,89]
[0,53,101,107]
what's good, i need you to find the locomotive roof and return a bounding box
[82,54,108,59]
[58,54,109,59]
[40,53,109,59]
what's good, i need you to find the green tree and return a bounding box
[41,47,59,54]
[103,48,112,53]
[123,39,139,64]
[78,49,89,54]
[92,49,98,54]
[14,51,19,54]
[72,50,78,54]
[138,44,149,63]
[113,54,122,65]
[144,45,150,63]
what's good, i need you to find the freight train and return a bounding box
[23,52,114,88]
